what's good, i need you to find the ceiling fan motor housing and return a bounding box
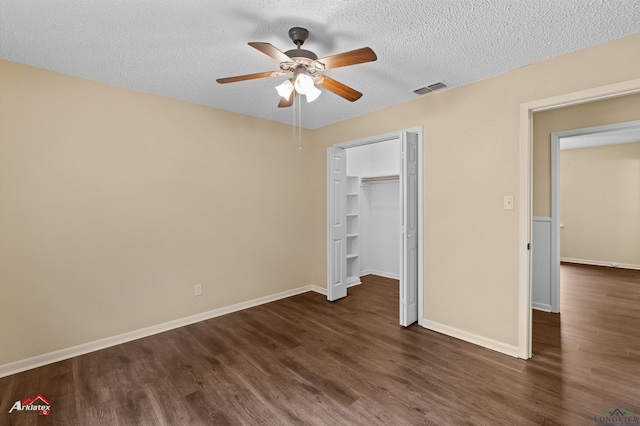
[284,49,318,61]
[282,48,321,73]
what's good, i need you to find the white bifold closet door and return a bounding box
[327,147,347,301]
[400,132,419,326]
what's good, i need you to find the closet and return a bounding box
[345,138,401,285]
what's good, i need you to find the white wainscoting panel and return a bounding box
[532,217,553,312]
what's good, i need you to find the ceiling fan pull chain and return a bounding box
[298,94,302,150]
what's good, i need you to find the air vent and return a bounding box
[414,81,448,95]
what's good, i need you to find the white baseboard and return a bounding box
[561,257,640,270]
[532,302,552,312]
[421,319,519,358]
[310,285,327,295]
[310,284,360,294]
[360,269,400,280]
[0,285,316,378]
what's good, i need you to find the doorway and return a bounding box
[531,119,640,314]
[551,120,640,309]
[518,78,640,359]
[326,128,423,327]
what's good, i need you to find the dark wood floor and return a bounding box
[2,268,639,425]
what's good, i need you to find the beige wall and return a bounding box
[0,60,313,365]
[2,32,640,366]
[310,33,640,347]
[533,93,640,217]
[560,142,640,265]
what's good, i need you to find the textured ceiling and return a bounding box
[1,1,639,128]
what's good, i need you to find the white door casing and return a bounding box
[400,132,419,326]
[327,147,348,301]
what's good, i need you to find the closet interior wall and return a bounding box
[346,139,401,280]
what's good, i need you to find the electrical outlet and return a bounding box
[504,195,514,210]
[194,284,203,296]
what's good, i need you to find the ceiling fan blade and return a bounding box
[216,71,284,84]
[316,47,377,70]
[278,90,296,108]
[248,42,292,63]
[316,75,362,102]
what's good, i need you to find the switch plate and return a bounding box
[504,195,514,210]
[194,284,203,296]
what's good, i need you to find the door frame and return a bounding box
[518,78,640,359]
[549,119,640,313]
[328,127,424,324]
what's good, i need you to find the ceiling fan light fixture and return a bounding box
[305,84,322,103]
[275,79,294,99]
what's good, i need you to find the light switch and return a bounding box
[504,195,514,210]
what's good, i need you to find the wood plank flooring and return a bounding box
[1,268,639,425]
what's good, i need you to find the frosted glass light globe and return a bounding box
[305,84,321,102]
[275,79,294,99]
[294,73,315,95]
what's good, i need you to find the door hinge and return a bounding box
[527,243,531,250]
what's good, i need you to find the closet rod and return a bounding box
[361,175,400,183]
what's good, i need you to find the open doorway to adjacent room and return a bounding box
[529,94,640,371]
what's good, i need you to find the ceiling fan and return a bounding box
[216,27,377,107]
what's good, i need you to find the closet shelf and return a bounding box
[361,175,399,183]
[346,175,360,286]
